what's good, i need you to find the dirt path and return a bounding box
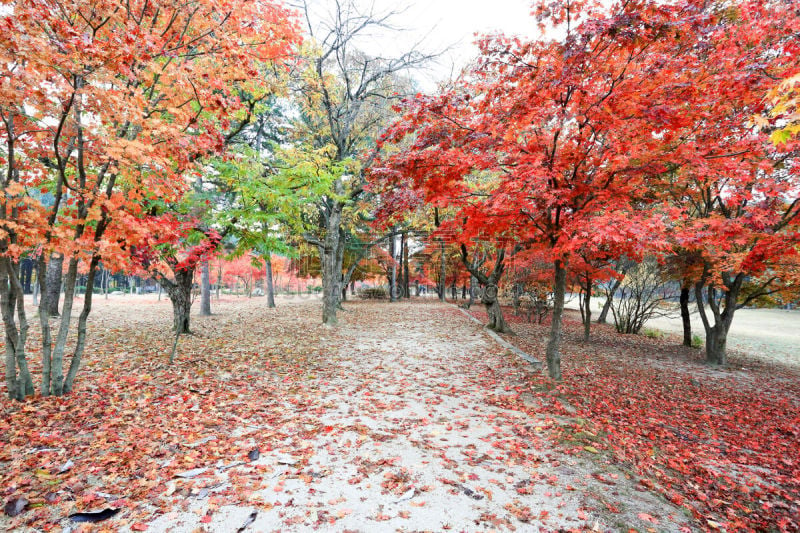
[143,301,686,532]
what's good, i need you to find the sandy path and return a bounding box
[142,301,685,532]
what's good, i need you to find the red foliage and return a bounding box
[468,306,800,531]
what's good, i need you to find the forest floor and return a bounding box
[0,296,797,531]
[465,303,800,532]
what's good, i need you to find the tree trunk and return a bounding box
[465,275,476,309]
[49,257,79,396]
[45,253,63,316]
[1,259,34,400]
[37,256,53,396]
[582,284,592,342]
[484,285,512,334]
[265,253,276,308]
[695,279,738,366]
[216,262,222,300]
[20,258,33,294]
[597,277,621,324]
[200,261,212,316]
[321,204,344,326]
[63,257,99,393]
[163,268,194,335]
[680,286,692,347]
[438,239,446,302]
[403,232,410,298]
[32,265,39,306]
[390,230,398,302]
[545,260,567,380]
[1,262,19,399]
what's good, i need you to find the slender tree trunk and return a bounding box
[263,253,276,308]
[45,253,63,317]
[10,261,33,398]
[200,261,211,316]
[216,262,222,300]
[1,259,34,400]
[63,257,99,393]
[32,265,39,306]
[438,239,446,302]
[49,257,79,396]
[597,278,621,324]
[37,256,52,396]
[20,259,33,294]
[402,232,410,298]
[390,230,397,302]
[680,286,692,347]
[465,275,477,309]
[582,279,592,342]
[546,260,567,380]
[1,263,18,399]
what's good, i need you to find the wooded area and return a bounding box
[1,0,799,530]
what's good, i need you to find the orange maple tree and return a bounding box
[1,0,300,398]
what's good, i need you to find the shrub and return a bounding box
[642,328,664,339]
[691,334,703,349]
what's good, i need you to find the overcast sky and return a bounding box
[297,0,541,92]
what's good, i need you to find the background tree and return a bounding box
[292,0,433,325]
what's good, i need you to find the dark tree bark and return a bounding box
[319,205,345,325]
[402,232,410,298]
[20,258,33,294]
[200,261,212,316]
[680,285,692,347]
[438,239,446,302]
[460,245,512,334]
[390,229,397,302]
[580,279,592,342]
[545,260,567,380]
[265,253,276,308]
[45,253,63,316]
[465,275,477,309]
[159,267,194,335]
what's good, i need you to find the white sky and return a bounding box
[297,0,541,92]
